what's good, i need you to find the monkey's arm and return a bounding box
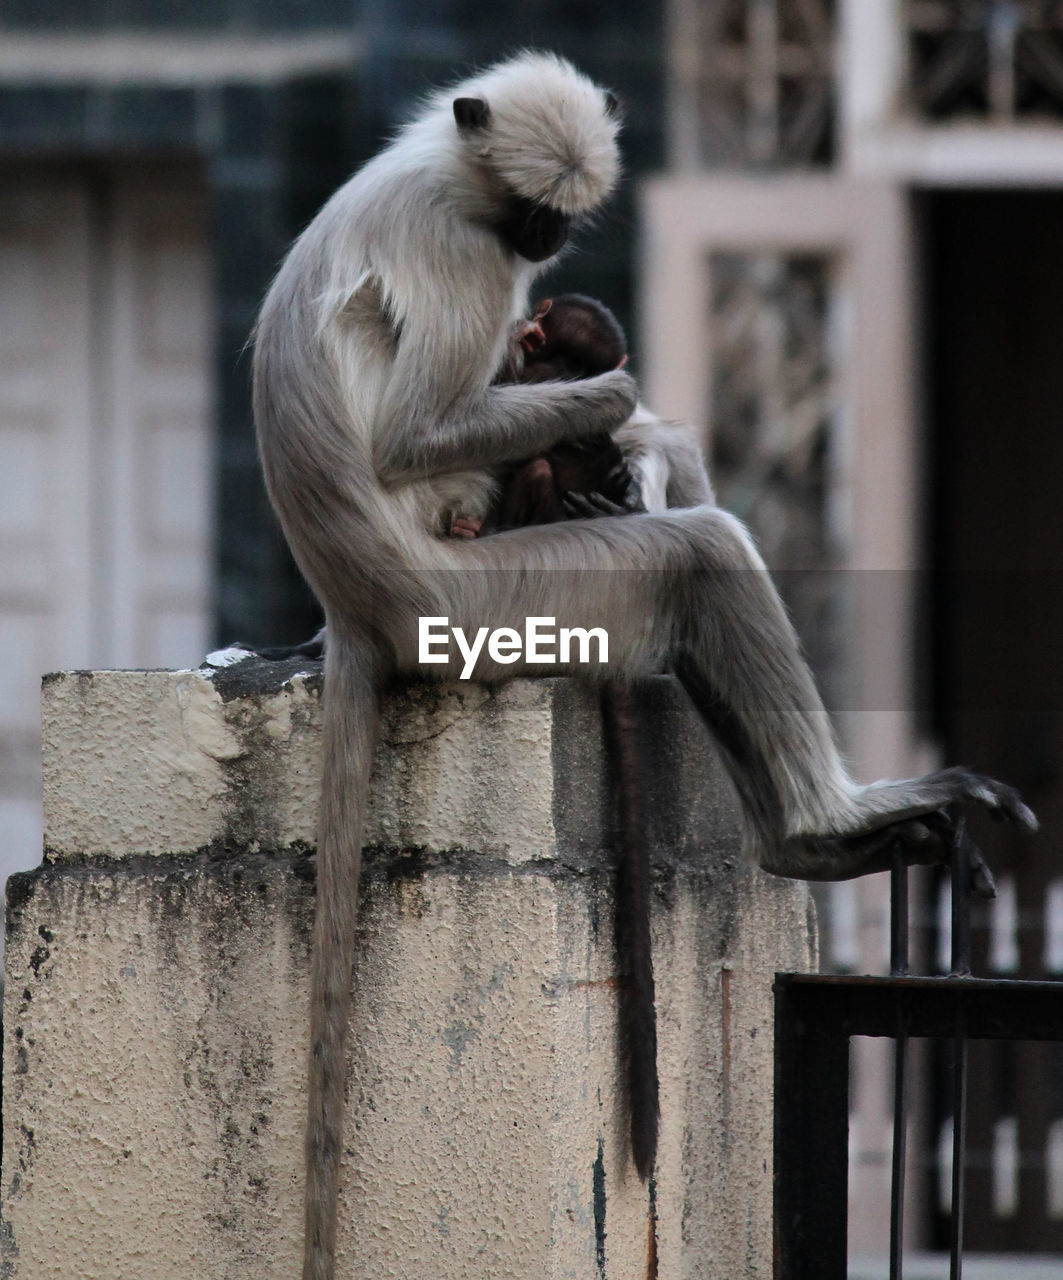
[375,363,638,485]
[369,247,637,484]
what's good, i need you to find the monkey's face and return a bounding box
[452,95,574,262]
[449,54,621,262]
[497,193,570,263]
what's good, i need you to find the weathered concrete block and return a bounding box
[4,664,816,1279]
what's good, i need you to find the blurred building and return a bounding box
[646,2,1063,1264]
[0,0,665,886]
[1,0,1062,1265]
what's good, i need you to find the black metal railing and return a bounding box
[774,829,1063,1279]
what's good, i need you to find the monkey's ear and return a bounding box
[604,90,621,119]
[453,97,491,132]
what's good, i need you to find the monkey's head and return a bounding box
[520,294,628,382]
[448,53,622,262]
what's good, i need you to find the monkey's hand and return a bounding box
[450,514,484,539]
[588,465,645,513]
[564,491,632,519]
[553,369,638,438]
[554,437,645,514]
[610,455,645,511]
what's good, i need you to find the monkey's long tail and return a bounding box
[304,640,381,1280]
[602,682,659,1181]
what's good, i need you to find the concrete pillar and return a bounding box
[3,663,816,1280]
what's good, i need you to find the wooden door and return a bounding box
[0,165,213,891]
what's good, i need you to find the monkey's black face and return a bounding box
[497,194,571,263]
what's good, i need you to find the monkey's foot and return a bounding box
[450,514,484,539]
[949,768,1038,829]
[853,766,1038,836]
[517,307,550,354]
[778,765,1037,897]
[780,810,997,897]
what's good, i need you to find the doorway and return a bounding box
[926,189,1063,1251]
[0,162,214,891]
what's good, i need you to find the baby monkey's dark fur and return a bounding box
[489,294,642,531]
[489,294,659,1179]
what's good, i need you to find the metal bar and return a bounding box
[890,845,909,1280]
[950,999,969,1280]
[951,820,972,977]
[774,981,850,1279]
[890,1022,908,1280]
[772,974,1063,1042]
[890,846,910,976]
[987,0,1020,120]
[776,809,1063,1273]
[949,821,971,1277]
[748,0,781,164]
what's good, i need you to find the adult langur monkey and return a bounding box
[252,52,1035,1280]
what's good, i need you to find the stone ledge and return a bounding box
[42,664,742,870]
[7,666,817,1280]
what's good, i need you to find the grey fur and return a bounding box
[252,52,1035,1280]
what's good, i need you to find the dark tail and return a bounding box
[304,641,381,1280]
[601,682,659,1181]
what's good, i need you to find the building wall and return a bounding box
[0,4,668,893]
[4,668,816,1280]
[0,1,670,648]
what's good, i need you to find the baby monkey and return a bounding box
[449,294,643,538]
